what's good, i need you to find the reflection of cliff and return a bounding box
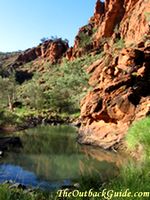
[80,146,128,168]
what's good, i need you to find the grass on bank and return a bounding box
[104,117,150,200]
[126,117,150,153]
[0,184,57,200]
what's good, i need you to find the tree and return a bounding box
[40,37,49,43]
[18,81,46,110]
[0,74,16,111]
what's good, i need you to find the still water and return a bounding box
[0,125,124,190]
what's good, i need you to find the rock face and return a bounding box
[94,0,150,46]
[78,0,150,149]
[78,44,150,149]
[15,39,68,66]
[67,0,150,60]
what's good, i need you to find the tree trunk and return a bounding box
[8,95,13,111]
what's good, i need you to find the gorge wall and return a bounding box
[76,0,150,149]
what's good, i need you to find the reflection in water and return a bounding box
[81,146,127,168]
[0,125,126,190]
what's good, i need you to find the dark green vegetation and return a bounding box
[0,74,16,111]
[0,184,57,200]
[78,26,97,49]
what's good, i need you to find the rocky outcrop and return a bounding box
[94,0,150,46]
[14,38,68,66]
[78,41,150,149]
[75,0,150,149]
[66,0,150,60]
[89,0,105,27]
[65,0,105,60]
[120,0,150,45]
[94,0,125,40]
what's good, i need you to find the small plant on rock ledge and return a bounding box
[114,38,125,50]
[144,12,150,22]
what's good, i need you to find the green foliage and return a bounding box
[40,37,49,43]
[46,57,90,113]
[18,53,103,114]
[0,74,16,110]
[0,110,24,126]
[40,36,69,47]
[114,38,125,49]
[126,117,150,153]
[47,53,103,113]
[144,12,150,22]
[114,24,120,34]
[105,162,150,200]
[0,49,103,121]
[103,117,150,200]
[78,32,92,48]
[0,51,21,60]
[0,184,57,200]
[17,80,46,110]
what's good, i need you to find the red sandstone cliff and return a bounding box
[14,38,68,67]
[66,0,150,61]
[77,0,150,149]
[94,0,150,46]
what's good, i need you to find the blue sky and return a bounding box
[0,0,98,52]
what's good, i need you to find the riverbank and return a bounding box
[0,108,79,133]
[0,184,57,200]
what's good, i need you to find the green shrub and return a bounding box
[17,80,46,110]
[114,38,125,49]
[46,57,90,113]
[0,184,57,200]
[104,117,150,200]
[126,117,150,153]
[144,12,150,22]
[0,74,17,110]
[78,32,92,48]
